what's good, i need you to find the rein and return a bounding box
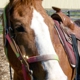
[3,4,59,80]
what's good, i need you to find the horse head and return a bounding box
[4,0,68,80]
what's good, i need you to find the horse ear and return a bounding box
[9,0,27,4]
[9,0,14,3]
[9,0,18,4]
[52,7,61,12]
[9,0,18,6]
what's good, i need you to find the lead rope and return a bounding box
[5,48,13,80]
[9,65,12,80]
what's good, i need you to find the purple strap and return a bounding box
[6,34,31,80]
[22,63,29,80]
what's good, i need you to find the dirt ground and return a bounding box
[0,34,12,80]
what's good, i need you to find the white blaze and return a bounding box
[30,9,67,80]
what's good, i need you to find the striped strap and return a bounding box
[6,34,31,80]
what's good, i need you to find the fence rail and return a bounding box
[46,9,80,21]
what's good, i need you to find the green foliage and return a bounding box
[46,9,80,16]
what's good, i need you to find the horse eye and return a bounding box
[15,26,25,32]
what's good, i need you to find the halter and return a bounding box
[3,4,59,80]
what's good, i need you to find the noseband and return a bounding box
[3,4,59,80]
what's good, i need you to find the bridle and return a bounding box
[3,4,59,80]
[4,4,32,80]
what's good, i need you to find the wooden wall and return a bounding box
[0,0,80,9]
[42,0,80,9]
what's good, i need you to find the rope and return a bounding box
[9,65,13,80]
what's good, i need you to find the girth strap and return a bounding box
[71,34,80,80]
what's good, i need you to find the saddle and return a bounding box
[51,7,80,67]
[51,7,80,40]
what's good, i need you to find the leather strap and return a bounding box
[54,20,76,66]
[6,34,32,80]
[71,34,80,80]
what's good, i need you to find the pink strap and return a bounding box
[22,63,31,80]
[27,54,59,63]
[6,34,31,80]
[6,34,17,54]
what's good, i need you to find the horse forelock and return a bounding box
[10,0,40,21]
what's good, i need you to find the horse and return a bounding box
[2,0,80,80]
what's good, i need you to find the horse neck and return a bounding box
[34,0,44,10]
[33,0,54,29]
